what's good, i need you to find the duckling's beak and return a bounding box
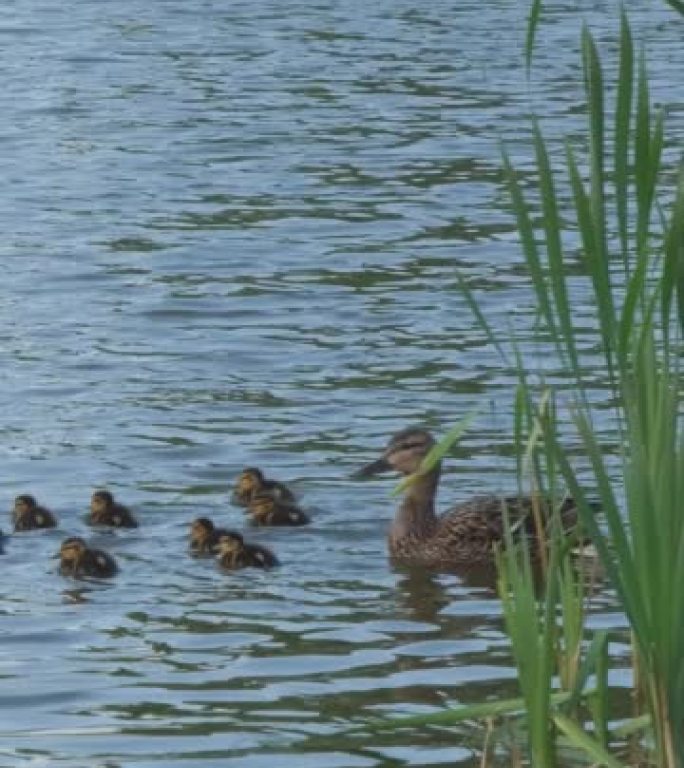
[353,456,392,479]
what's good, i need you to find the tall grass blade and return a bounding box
[614,9,633,271]
[662,163,684,339]
[533,123,580,375]
[525,0,543,74]
[455,269,509,363]
[502,148,558,340]
[666,0,684,13]
[581,27,617,381]
[553,714,627,768]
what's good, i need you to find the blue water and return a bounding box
[1,1,682,765]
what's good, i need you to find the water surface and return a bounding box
[1,1,682,765]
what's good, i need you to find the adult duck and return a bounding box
[356,426,590,569]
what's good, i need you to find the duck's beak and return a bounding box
[353,456,392,479]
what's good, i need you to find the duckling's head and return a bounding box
[215,531,245,557]
[190,517,215,544]
[91,490,114,515]
[14,494,37,517]
[248,494,277,519]
[356,427,435,477]
[235,468,264,498]
[60,537,88,567]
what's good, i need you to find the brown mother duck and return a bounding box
[59,537,118,579]
[247,494,310,527]
[231,468,296,507]
[215,531,279,570]
[13,494,58,531]
[89,490,139,528]
[357,426,590,569]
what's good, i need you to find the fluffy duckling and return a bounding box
[89,490,139,528]
[189,517,230,555]
[12,494,58,531]
[247,494,310,527]
[215,531,279,570]
[231,467,296,507]
[59,537,118,579]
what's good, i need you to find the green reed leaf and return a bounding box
[665,0,684,17]
[533,122,579,376]
[553,714,627,768]
[525,0,543,74]
[614,8,633,270]
[502,148,558,341]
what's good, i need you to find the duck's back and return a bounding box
[83,548,118,577]
[245,544,279,568]
[393,494,584,567]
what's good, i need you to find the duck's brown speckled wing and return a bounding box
[438,494,582,544]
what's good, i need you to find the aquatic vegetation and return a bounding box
[371,3,684,765]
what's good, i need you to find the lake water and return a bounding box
[1,1,682,766]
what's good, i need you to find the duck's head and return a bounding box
[190,517,215,545]
[356,427,435,478]
[235,468,264,498]
[14,494,37,517]
[60,537,88,568]
[91,490,114,515]
[215,531,245,557]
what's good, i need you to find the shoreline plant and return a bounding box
[372,3,684,765]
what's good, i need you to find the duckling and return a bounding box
[231,467,296,507]
[59,537,118,578]
[247,494,310,527]
[189,517,230,555]
[215,531,279,570]
[12,494,58,531]
[89,490,139,528]
[356,426,593,569]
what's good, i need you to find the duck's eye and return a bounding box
[397,441,425,453]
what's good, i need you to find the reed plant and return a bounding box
[483,3,684,764]
[369,4,684,766]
